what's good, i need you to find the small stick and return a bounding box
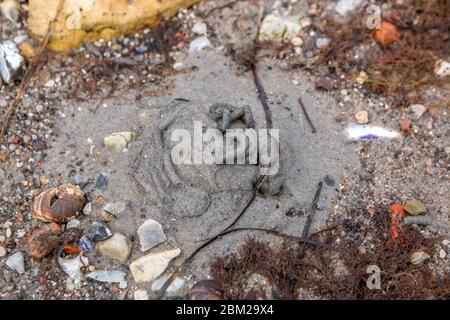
[299,181,323,256]
[298,97,317,134]
[155,175,266,299]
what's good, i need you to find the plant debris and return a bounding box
[317,0,450,107]
[209,209,450,300]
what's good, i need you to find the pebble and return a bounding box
[137,219,166,252]
[87,270,127,288]
[0,245,6,257]
[134,289,149,300]
[6,228,12,238]
[442,240,449,246]
[44,79,55,88]
[17,229,26,238]
[410,251,430,265]
[129,248,181,283]
[73,173,82,185]
[0,98,7,107]
[99,210,115,222]
[192,22,207,35]
[173,62,184,71]
[95,174,109,191]
[35,104,44,113]
[410,104,427,119]
[103,202,126,217]
[151,275,185,295]
[404,199,426,216]
[334,0,363,16]
[258,15,301,41]
[315,78,333,91]
[28,223,62,260]
[355,111,369,124]
[356,71,368,85]
[315,37,330,49]
[6,252,25,274]
[299,17,312,29]
[83,202,92,215]
[439,249,446,259]
[66,219,81,229]
[86,221,112,242]
[104,132,137,151]
[434,59,450,78]
[189,36,212,53]
[291,37,303,47]
[97,233,132,263]
[399,119,412,133]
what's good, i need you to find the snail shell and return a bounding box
[33,184,85,223]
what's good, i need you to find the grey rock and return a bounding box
[6,252,25,274]
[87,221,112,242]
[103,202,127,217]
[95,174,109,190]
[137,219,166,252]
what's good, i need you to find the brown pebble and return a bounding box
[399,119,412,133]
[28,223,62,260]
[315,78,333,91]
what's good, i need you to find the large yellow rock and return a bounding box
[28,0,202,51]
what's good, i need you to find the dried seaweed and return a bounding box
[210,208,450,300]
[317,0,450,108]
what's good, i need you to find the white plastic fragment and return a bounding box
[58,252,89,280]
[344,125,400,141]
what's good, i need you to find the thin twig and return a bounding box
[299,181,323,256]
[156,175,266,299]
[298,97,317,134]
[0,0,65,144]
[250,5,273,129]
